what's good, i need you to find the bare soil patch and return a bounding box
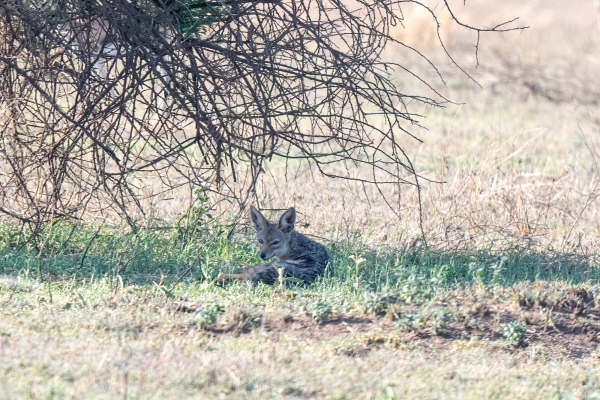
[173,286,600,357]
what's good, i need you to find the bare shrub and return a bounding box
[0,0,525,234]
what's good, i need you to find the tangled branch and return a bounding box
[0,0,526,231]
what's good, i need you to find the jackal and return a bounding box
[218,206,331,285]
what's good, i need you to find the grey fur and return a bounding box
[253,230,331,285]
[224,207,331,285]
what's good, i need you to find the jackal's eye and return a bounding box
[258,239,264,244]
[271,240,280,245]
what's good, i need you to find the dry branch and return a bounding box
[0,0,525,232]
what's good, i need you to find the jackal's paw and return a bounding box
[217,273,244,284]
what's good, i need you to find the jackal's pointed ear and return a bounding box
[278,207,296,234]
[249,205,268,232]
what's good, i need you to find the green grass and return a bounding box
[2,219,600,398]
[1,218,598,325]
[1,219,597,291]
[2,253,600,398]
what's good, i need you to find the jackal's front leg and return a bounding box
[217,272,245,283]
[217,264,279,285]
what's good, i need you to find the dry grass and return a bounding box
[3,279,600,398]
[50,1,600,259]
[234,0,600,256]
[2,1,600,398]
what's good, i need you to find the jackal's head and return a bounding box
[249,206,296,261]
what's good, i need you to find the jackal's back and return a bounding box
[277,231,331,284]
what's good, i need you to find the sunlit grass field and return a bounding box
[2,225,600,398]
[2,0,600,398]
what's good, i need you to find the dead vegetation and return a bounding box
[243,0,600,257]
[0,0,528,232]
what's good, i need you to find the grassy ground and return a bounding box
[2,220,600,398]
[2,0,600,398]
[5,275,600,399]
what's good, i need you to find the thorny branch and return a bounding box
[0,0,526,234]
